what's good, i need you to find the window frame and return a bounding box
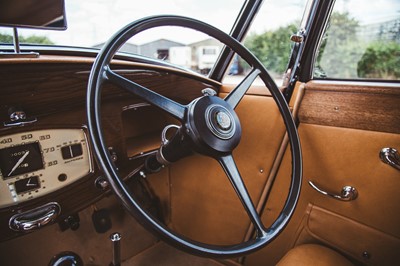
[300,0,400,83]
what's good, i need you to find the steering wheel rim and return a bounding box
[87,15,302,258]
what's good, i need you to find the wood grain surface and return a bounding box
[0,56,219,241]
[299,81,400,134]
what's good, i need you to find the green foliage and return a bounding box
[315,11,364,78]
[0,33,54,45]
[316,12,400,80]
[22,35,54,45]
[245,24,298,77]
[0,33,14,43]
[325,12,359,43]
[244,11,400,80]
[357,41,400,79]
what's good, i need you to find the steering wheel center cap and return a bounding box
[206,105,236,139]
[216,111,232,130]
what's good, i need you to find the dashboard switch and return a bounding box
[61,144,83,159]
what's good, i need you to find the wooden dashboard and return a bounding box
[0,55,220,241]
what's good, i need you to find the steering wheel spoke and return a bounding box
[218,154,266,236]
[224,68,261,109]
[87,15,301,258]
[105,66,186,121]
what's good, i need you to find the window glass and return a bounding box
[0,0,245,76]
[314,0,400,80]
[224,0,309,85]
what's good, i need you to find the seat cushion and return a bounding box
[277,244,353,266]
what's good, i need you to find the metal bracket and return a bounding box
[4,107,37,127]
[0,28,39,58]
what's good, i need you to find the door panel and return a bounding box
[246,81,400,266]
[299,123,400,236]
[298,81,400,134]
[299,204,400,266]
[293,123,400,265]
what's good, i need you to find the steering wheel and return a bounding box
[87,15,302,258]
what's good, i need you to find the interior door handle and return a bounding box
[308,181,358,201]
[379,147,400,171]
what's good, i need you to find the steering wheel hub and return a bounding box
[206,105,235,139]
[187,96,241,155]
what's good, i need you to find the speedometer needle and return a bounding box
[8,151,30,176]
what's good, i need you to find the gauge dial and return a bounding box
[0,142,44,179]
[14,176,40,194]
[0,129,91,208]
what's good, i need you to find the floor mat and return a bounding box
[124,242,239,266]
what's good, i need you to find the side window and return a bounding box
[224,0,309,85]
[314,0,400,80]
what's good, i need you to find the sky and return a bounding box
[1,0,399,47]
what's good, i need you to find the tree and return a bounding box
[315,11,363,78]
[316,12,400,79]
[0,33,54,45]
[22,35,54,45]
[0,33,14,43]
[357,41,400,79]
[245,24,298,77]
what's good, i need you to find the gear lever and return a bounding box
[110,232,122,266]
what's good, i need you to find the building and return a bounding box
[92,42,138,54]
[358,18,400,43]
[137,39,185,59]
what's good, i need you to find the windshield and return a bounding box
[0,0,244,74]
[0,0,308,80]
[0,0,243,47]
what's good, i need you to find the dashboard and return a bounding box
[0,55,219,241]
[0,129,91,208]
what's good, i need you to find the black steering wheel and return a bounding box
[87,15,302,258]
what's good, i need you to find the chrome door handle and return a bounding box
[308,181,358,201]
[379,147,400,171]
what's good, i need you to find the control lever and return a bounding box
[110,232,122,266]
[144,125,192,173]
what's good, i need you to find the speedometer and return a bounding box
[0,142,44,179]
[0,129,92,208]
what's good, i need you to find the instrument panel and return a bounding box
[0,129,92,208]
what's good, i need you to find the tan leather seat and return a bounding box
[277,244,353,266]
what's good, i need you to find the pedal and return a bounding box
[92,208,112,233]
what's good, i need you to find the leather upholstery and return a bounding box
[246,83,400,266]
[277,244,353,266]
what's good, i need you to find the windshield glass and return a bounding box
[0,0,308,79]
[0,0,245,75]
[0,0,244,46]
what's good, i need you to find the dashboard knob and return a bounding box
[95,176,109,190]
[65,214,80,231]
